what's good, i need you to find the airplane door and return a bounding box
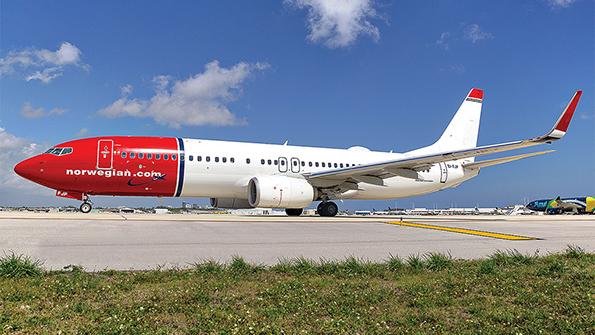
[278,157,288,172]
[97,139,114,170]
[439,162,448,183]
[290,157,300,173]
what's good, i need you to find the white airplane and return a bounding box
[14,89,582,216]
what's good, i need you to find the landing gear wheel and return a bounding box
[318,201,338,217]
[285,208,303,216]
[80,202,92,213]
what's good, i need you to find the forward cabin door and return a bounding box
[97,139,114,170]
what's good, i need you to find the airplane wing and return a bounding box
[304,90,582,185]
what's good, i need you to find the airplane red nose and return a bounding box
[14,156,44,181]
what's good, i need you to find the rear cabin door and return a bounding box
[439,162,448,183]
[97,139,114,170]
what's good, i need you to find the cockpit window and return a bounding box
[44,147,73,156]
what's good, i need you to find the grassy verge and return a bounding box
[1,247,593,334]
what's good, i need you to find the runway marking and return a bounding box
[386,221,538,240]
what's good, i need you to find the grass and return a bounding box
[0,247,593,334]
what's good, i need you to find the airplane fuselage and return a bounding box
[16,136,476,203]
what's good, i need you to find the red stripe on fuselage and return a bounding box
[38,136,180,197]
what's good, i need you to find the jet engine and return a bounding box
[248,176,316,208]
[209,197,252,209]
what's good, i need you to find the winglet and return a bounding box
[547,90,582,139]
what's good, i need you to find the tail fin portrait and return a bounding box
[434,88,483,153]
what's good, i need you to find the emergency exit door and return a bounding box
[97,139,114,169]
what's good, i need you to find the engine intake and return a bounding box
[248,176,316,208]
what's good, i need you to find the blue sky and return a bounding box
[0,0,593,208]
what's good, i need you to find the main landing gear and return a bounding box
[317,201,338,217]
[285,208,304,216]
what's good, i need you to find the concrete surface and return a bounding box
[1,212,593,270]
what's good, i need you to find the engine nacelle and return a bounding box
[209,197,252,209]
[248,176,316,208]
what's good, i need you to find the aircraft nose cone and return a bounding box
[14,156,43,181]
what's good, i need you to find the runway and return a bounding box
[1,212,593,270]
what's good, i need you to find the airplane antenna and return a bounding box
[283,140,288,146]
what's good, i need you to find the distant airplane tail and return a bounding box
[411,88,483,161]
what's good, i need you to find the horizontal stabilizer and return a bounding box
[462,150,554,170]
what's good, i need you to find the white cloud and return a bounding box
[0,42,87,83]
[76,128,89,136]
[287,0,380,48]
[579,112,594,120]
[120,84,134,96]
[0,128,47,191]
[21,102,66,119]
[547,0,576,8]
[463,24,493,43]
[98,60,268,128]
[435,32,450,50]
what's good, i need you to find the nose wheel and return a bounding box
[317,201,338,217]
[80,201,92,213]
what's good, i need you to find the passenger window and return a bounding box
[309,162,312,167]
[179,154,184,161]
[147,153,152,159]
[138,153,144,159]
[130,152,136,159]
[164,154,169,160]
[293,160,297,166]
[198,156,202,162]
[315,162,319,167]
[206,156,210,162]
[261,159,265,165]
[189,155,194,161]
[267,159,272,165]
[215,157,219,162]
[322,162,326,167]
[156,154,161,160]
[340,163,344,168]
[172,154,177,161]
[222,157,227,163]
[246,158,250,164]
[301,161,305,167]
[230,157,235,163]
[121,152,127,159]
[281,160,285,166]
[334,163,338,168]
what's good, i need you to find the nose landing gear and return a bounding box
[80,202,92,213]
[79,194,92,213]
[317,201,338,217]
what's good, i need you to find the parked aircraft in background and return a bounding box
[14,89,582,216]
[526,196,595,214]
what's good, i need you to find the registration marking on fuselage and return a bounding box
[386,221,538,240]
